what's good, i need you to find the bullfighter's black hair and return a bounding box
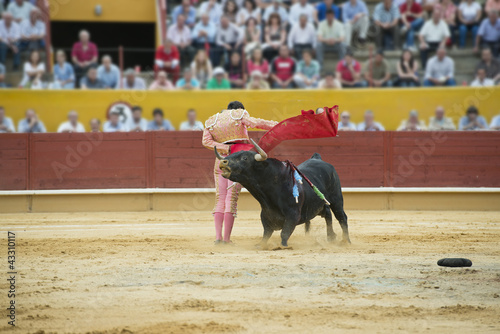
[227,101,245,110]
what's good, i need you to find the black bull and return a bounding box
[215,140,351,248]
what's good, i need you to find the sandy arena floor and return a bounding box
[0,210,499,334]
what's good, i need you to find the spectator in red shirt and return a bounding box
[154,38,181,83]
[270,45,296,89]
[71,30,98,88]
[400,0,424,50]
[335,49,364,88]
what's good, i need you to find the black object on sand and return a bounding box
[437,258,473,267]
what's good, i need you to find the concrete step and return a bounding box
[4,69,155,89]
[139,69,474,85]
[1,47,478,88]
[5,72,23,88]
[3,50,47,72]
[3,50,48,87]
[322,45,479,80]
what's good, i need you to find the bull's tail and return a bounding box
[310,153,322,160]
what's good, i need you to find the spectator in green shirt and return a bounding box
[293,49,320,88]
[362,49,392,87]
[206,67,231,89]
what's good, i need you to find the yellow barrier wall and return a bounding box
[49,0,156,22]
[2,191,500,213]
[1,87,499,132]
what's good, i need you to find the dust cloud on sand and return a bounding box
[1,210,499,333]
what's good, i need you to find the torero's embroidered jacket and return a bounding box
[202,109,278,155]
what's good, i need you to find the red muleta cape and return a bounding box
[257,105,339,153]
[230,105,339,154]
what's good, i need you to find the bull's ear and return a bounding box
[254,160,269,170]
[254,153,267,161]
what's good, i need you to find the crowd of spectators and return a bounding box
[151,0,500,89]
[0,105,207,133]
[1,0,500,90]
[1,104,500,133]
[336,105,500,131]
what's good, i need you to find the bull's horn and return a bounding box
[250,138,268,161]
[214,147,224,160]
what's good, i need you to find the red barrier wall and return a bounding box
[0,135,28,190]
[1,131,499,190]
[31,132,149,189]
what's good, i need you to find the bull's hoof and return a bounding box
[327,235,337,243]
[340,238,351,246]
[272,245,293,251]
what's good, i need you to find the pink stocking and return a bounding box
[223,213,235,242]
[214,212,224,241]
